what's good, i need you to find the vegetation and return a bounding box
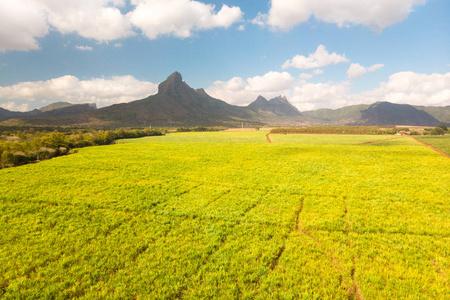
[416,134,450,155]
[176,127,223,132]
[1,132,448,298]
[270,126,397,135]
[423,127,447,135]
[0,128,164,168]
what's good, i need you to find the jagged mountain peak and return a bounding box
[255,95,269,102]
[269,95,289,104]
[158,71,190,95]
[248,95,301,117]
[195,88,209,97]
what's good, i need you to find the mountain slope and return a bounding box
[360,102,439,126]
[39,102,74,112]
[0,107,21,121]
[302,104,370,124]
[27,104,98,125]
[415,105,450,124]
[248,96,301,117]
[95,72,258,126]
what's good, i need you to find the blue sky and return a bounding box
[0,0,449,111]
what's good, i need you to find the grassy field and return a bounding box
[1,132,449,299]
[416,135,450,156]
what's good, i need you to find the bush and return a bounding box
[0,128,165,169]
[12,151,28,165]
[437,124,448,132]
[1,151,13,167]
[430,127,446,135]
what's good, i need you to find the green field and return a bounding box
[416,135,450,156]
[1,132,449,299]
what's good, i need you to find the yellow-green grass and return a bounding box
[1,132,449,299]
[416,134,450,155]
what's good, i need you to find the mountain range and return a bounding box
[1,72,448,127]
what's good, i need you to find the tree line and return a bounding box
[0,128,164,169]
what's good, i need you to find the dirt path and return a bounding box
[265,133,272,143]
[409,136,450,158]
[359,136,403,145]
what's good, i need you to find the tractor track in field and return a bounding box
[358,136,403,145]
[294,196,364,299]
[409,136,450,158]
[266,196,305,273]
[296,196,344,273]
[200,189,232,210]
[249,196,304,297]
[72,223,175,299]
[173,191,271,299]
[342,197,364,300]
[1,215,140,296]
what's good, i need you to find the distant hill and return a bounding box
[1,72,449,127]
[302,104,370,124]
[0,107,42,122]
[39,102,74,112]
[359,102,439,126]
[415,105,450,124]
[20,104,98,126]
[248,96,301,117]
[0,107,21,120]
[95,72,259,127]
[303,102,447,126]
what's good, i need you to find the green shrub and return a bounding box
[0,128,165,169]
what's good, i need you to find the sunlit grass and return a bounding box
[1,132,449,298]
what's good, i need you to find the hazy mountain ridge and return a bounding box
[39,102,75,112]
[359,102,439,126]
[248,96,301,117]
[0,72,449,127]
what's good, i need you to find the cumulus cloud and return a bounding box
[291,82,351,111]
[0,0,49,52]
[43,0,134,42]
[207,71,293,105]
[207,70,450,110]
[362,71,450,107]
[283,45,348,70]
[75,45,94,51]
[0,101,30,112]
[299,69,324,80]
[251,12,268,27]
[0,0,243,51]
[129,0,242,39]
[0,75,158,108]
[263,0,426,31]
[347,63,384,79]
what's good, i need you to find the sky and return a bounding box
[0,0,449,112]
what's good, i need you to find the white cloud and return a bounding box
[43,0,134,42]
[362,71,450,107]
[0,101,30,112]
[251,12,268,27]
[0,0,49,52]
[264,0,426,31]
[299,69,324,80]
[347,63,384,79]
[207,69,450,110]
[207,71,293,105]
[0,75,158,108]
[283,45,348,70]
[291,82,351,111]
[75,45,94,51]
[0,0,243,52]
[128,0,243,39]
